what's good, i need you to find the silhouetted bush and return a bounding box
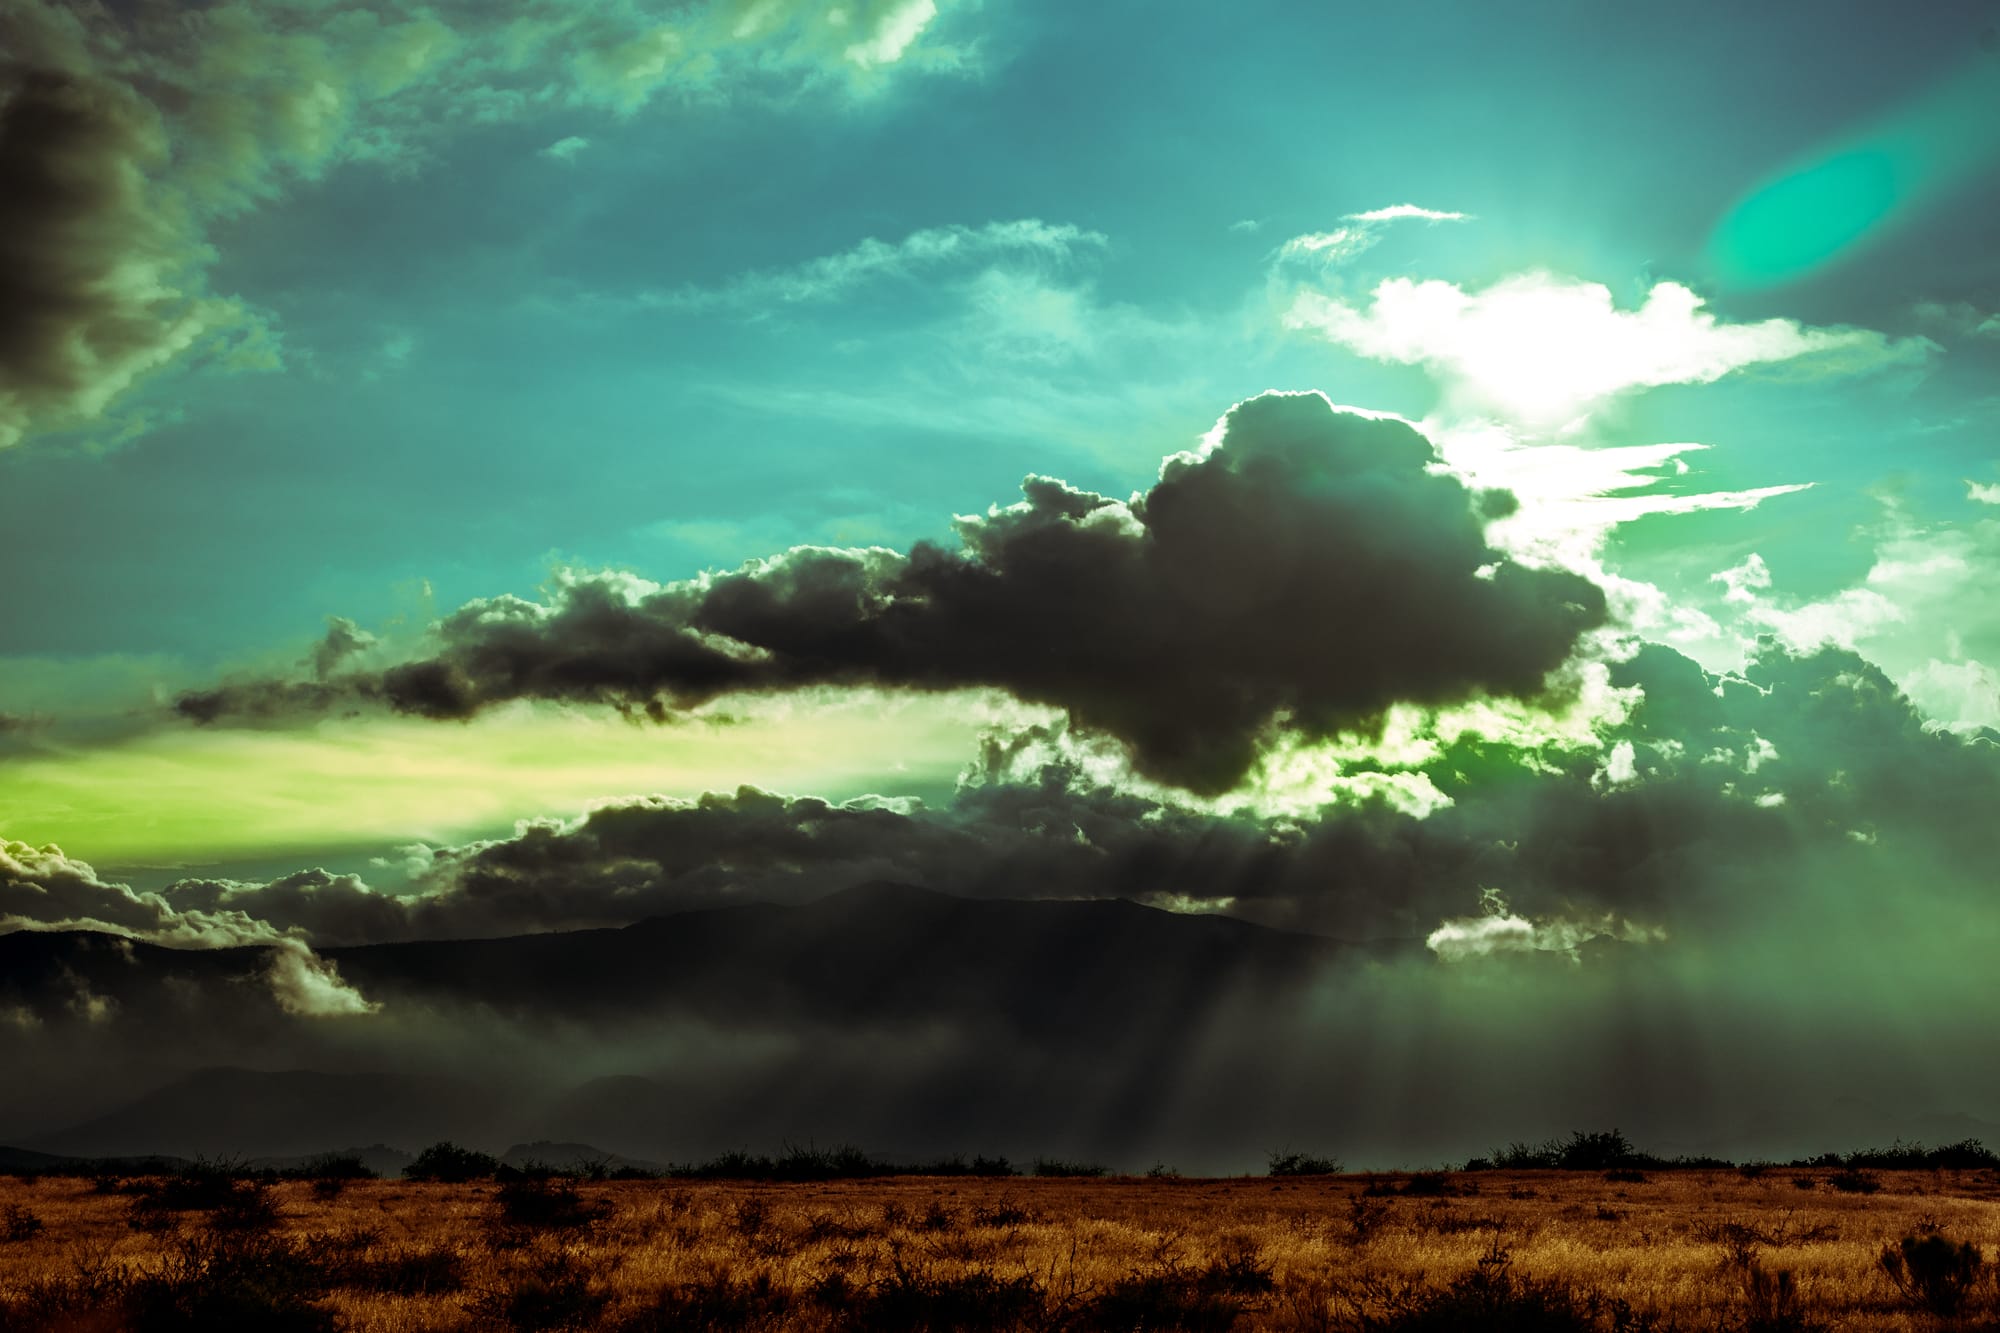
[404,1141,500,1182]
[1032,1158,1108,1178]
[283,1153,374,1182]
[1825,1169,1879,1194]
[616,1273,791,1331]
[670,1143,885,1181]
[1878,1229,1984,1316]
[493,1177,612,1232]
[0,1207,42,1243]
[335,1243,468,1297]
[1335,1244,1634,1332]
[125,1228,338,1332]
[840,1260,1043,1333]
[1845,1139,2000,1171]
[909,1154,1017,1177]
[466,1248,608,1331]
[1080,1272,1249,1332]
[127,1166,280,1232]
[1268,1150,1342,1177]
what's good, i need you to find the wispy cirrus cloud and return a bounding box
[652,220,1108,313]
[1272,202,1470,268]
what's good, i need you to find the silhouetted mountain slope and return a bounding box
[319,882,1373,1038]
[29,1067,500,1160]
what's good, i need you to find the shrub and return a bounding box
[1878,1230,1984,1316]
[127,1169,280,1233]
[405,1141,500,1182]
[1032,1158,1108,1178]
[0,1205,43,1243]
[465,1248,608,1332]
[493,1177,613,1232]
[844,1262,1043,1333]
[1334,1244,1606,1332]
[616,1273,791,1331]
[1268,1150,1342,1177]
[1825,1169,1879,1195]
[335,1243,468,1296]
[124,1228,339,1332]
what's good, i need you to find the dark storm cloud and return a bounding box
[163,635,2000,948]
[0,837,278,947]
[0,58,203,449]
[180,393,1609,793]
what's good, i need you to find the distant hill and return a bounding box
[27,1067,502,1161]
[0,883,1371,1039]
[321,881,1366,1036]
[2,885,1384,1162]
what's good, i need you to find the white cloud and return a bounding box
[1345,203,1469,223]
[1426,889,1664,963]
[1969,480,2000,505]
[660,219,1107,311]
[1711,553,1773,605]
[1903,657,2000,731]
[1272,203,1468,271]
[839,0,940,68]
[539,134,590,161]
[265,939,379,1017]
[1286,272,1933,429]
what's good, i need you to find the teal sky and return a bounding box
[10,0,2000,1167]
[3,0,1999,884]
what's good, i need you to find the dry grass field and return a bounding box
[1,1167,1999,1330]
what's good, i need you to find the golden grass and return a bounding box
[1,1168,1998,1329]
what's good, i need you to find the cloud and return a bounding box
[1346,204,1470,224]
[143,634,2000,955]
[1286,272,1934,428]
[657,219,1107,312]
[1715,503,2000,728]
[1273,202,1468,269]
[1425,889,1663,963]
[0,0,969,449]
[1970,481,2000,505]
[265,939,378,1017]
[178,392,1609,794]
[0,838,381,1017]
[539,134,590,161]
[1,838,281,948]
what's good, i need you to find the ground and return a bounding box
[1,1168,1998,1329]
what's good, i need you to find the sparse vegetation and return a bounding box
[404,1141,502,1183]
[1268,1150,1343,1177]
[0,1164,1996,1329]
[1877,1226,1984,1316]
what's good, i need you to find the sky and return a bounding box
[3,0,2000,1164]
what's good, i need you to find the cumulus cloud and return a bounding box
[0,0,968,448]
[0,838,380,1015]
[1969,480,2000,505]
[1,838,281,948]
[1286,272,1934,428]
[146,634,2000,954]
[1714,504,2000,732]
[178,393,1608,794]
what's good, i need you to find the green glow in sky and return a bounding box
[1708,56,2000,287]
